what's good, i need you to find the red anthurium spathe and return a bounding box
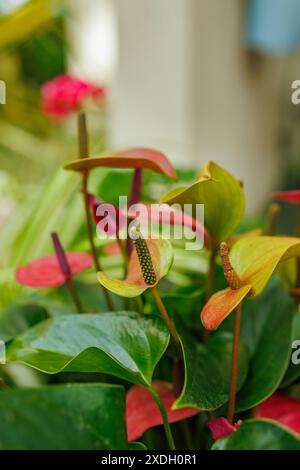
[15,252,93,288]
[255,394,300,435]
[41,74,106,120]
[126,381,199,441]
[201,236,300,330]
[65,147,177,180]
[207,417,242,441]
[273,190,300,205]
[87,193,126,237]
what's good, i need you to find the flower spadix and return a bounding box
[201,236,300,330]
[97,227,174,297]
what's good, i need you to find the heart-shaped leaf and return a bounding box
[174,331,248,411]
[6,312,170,387]
[98,238,174,297]
[255,394,300,435]
[65,147,177,180]
[0,383,127,450]
[212,419,300,450]
[202,236,300,330]
[161,161,245,243]
[126,381,199,441]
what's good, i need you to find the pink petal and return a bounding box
[15,252,93,288]
[273,190,300,205]
[128,203,208,247]
[87,193,126,237]
[126,381,200,441]
[255,394,300,434]
[207,417,241,441]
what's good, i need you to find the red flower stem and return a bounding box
[149,387,176,450]
[266,203,280,235]
[77,112,114,311]
[51,232,83,313]
[151,286,181,355]
[227,302,242,423]
[126,168,143,256]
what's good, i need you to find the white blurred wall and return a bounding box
[68,0,283,213]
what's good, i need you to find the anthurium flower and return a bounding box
[64,147,177,180]
[255,394,300,435]
[207,417,242,441]
[126,381,199,441]
[161,161,245,245]
[15,252,93,288]
[98,237,173,297]
[201,236,300,330]
[273,190,300,205]
[41,74,106,120]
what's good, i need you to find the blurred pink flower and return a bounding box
[41,74,106,120]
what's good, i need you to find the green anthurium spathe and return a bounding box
[161,161,245,246]
[201,236,300,330]
[98,238,174,298]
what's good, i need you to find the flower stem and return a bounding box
[65,278,83,313]
[149,387,176,450]
[77,112,114,311]
[227,302,242,423]
[151,286,181,354]
[51,232,84,313]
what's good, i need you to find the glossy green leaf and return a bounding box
[212,419,300,450]
[0,304,49,342]
[235,281,295,411]
[6,312,170,387]
[98,238,174,298]
[0,383,127,450]
[161,161,245,243]
[174,332,248,411]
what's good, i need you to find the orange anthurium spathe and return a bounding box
[98,237,173,298]
[201,236,300,330]
[65,147,177,180]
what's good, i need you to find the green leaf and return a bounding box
[212,419,300,450]
[6,312,170,387]
[0,304,49,342]
[161,161,245,243]
[217,280,296,411]
[174,332,248,411]
[0,383,127,450]
[235,281,295,411]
